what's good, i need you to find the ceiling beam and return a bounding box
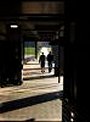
[0,14,64,21]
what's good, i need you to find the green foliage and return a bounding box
[24,47,35,55]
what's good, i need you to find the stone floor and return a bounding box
[0,61,63,122]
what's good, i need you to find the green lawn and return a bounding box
[24,47,35,55]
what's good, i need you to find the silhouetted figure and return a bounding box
[39,52,46,73]
[47,51,54,73]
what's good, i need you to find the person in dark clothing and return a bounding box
[47,51,54,73]
[39,52,46,73]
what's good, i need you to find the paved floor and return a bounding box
[23,60,55,80]
[0,60,63,122]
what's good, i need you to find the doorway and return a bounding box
[23,40,55,79]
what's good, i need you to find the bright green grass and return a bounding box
[24,47,35,55]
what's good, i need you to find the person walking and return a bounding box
[39,52,46,73]
[47,51,54,73]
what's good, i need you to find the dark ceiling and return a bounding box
[0,0,64,41]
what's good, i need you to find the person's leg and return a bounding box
[50,62,52,72]
[48,62,51,72]
[48,62,52,72]
[41,64,43,73]
[42,67,45,73]
[41,62,45,73]
[41,67,43,72]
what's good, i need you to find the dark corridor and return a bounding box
[0,0,90,122]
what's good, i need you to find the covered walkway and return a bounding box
[23,59,55,80]
[0,60,63,122]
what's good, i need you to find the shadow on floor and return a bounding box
[23,75,56,81]
[0,119,61,122]
[0,118,35,122]
[0,91,63,114]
